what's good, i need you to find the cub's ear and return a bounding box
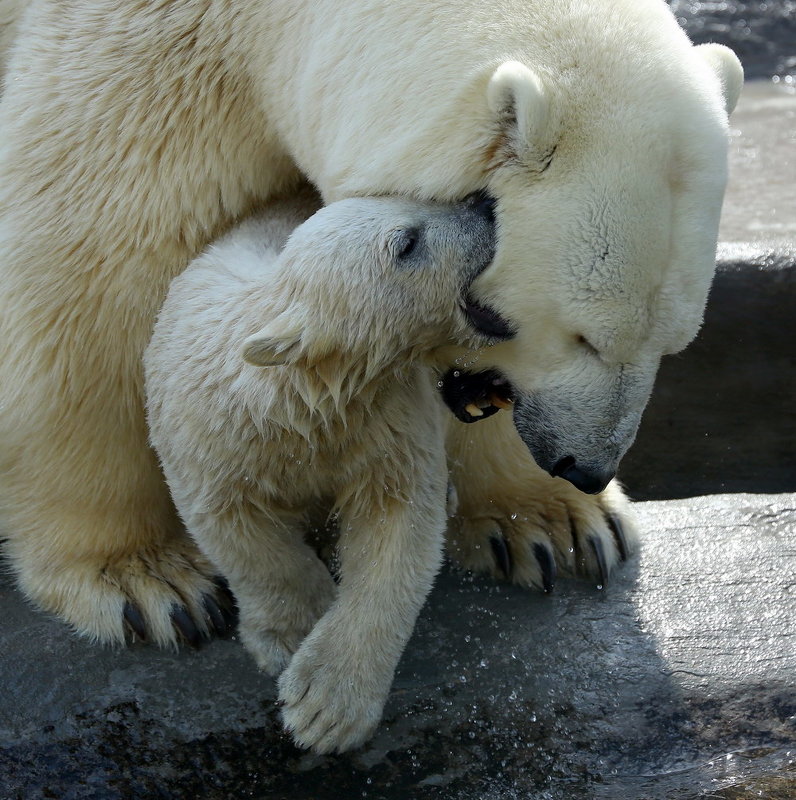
[242,318,303,367]
[695,43,744,116]
[487,60,551,162]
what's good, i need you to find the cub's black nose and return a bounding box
[551,456,614,495]
[465,190,496,223]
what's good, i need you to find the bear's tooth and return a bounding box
[465,403,484,417]
[489,393,513,410]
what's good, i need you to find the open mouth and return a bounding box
[438,368,515,423]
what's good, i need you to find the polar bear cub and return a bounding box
[144,190,496,753]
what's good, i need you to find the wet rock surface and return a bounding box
[720,82,796,246]
[1,495,794,799]
[669,0,796,79]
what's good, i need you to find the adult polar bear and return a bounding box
[0,0,741,645]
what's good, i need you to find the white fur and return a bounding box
[0,0,23,86]
[0,0,741,642]
[145,192,494,752]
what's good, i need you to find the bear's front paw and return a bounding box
[277,621,390,754]
[14,535,236,648]
[448,478,637,592]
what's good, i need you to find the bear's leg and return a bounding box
[0,380,234,647]
[278,451,448,754]
[446,410,638,591]
[185,506,338,677]
[0,0,301,648]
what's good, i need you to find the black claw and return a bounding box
[589,536,609,588]
[605,513,629,562]
[213,575,236,604]
[213,576,239,629]
[220,603,239,631]
[489,534,513,579]
[170,605,203,648]
[123,602,147,641]
[202,593,229,637]
[533,543,556,594]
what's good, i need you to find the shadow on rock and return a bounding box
[622,251,796,501]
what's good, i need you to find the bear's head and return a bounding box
[436,43,744,494]
[241,193,499,377]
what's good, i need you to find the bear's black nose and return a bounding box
[465,190,496,223]
[551,456,614,495]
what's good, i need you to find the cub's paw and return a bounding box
[447,479,637,592]
[240,628,306,678]
[18,537,235,648]
[277,620,390,754]
[238,576,338,677]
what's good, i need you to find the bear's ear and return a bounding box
[694,43,744,116]
[487,60,551,161]
[242,319,303,367]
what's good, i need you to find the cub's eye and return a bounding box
[390,228,419,261]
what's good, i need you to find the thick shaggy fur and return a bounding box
[0,0,741,643]
[145,192,495,752]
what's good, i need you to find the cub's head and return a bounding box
[441,40,744,494]
[242,193,498,372]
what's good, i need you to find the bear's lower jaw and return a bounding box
[438,368,514,424]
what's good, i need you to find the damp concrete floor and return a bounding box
[1,82,794,800]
